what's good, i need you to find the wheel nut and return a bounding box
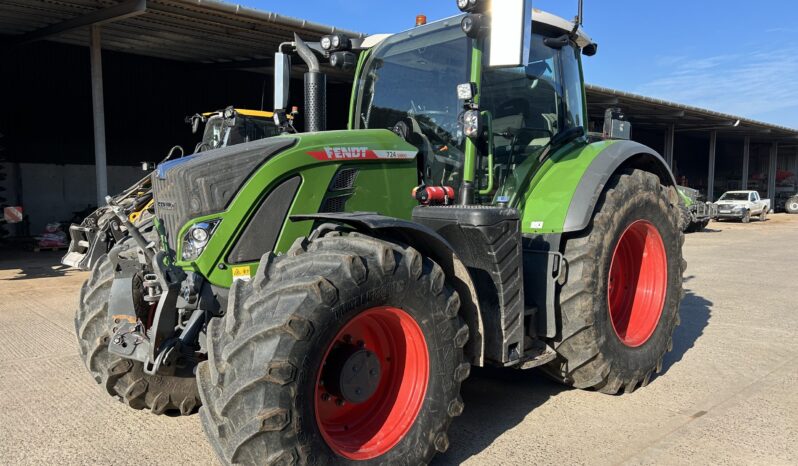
[321,393,331,401]
[336,399,345,407]
[357,340,365,348]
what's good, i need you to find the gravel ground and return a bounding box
[0,214,796,465]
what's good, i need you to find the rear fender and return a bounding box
[292,212,486,366]
[563,140,678,232]
[521,139,678,338]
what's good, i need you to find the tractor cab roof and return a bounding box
[361,9,594,50]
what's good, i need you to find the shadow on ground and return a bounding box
[660,278,712,375]
[432,367,564,465]
[433,279,712,464]
[0,250,74,280]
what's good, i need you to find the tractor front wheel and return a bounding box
[197,233,469,465]
[76,253,200,415]
[543,169,684,394]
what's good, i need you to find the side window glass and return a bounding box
[560,46,585,130]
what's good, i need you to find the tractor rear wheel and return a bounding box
[543,169,684,394]
[75,250,200,415]
[197,233,469,465]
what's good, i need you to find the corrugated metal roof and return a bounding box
[2,1,796,139]
[586,84,798,140]
[0,0,365,65]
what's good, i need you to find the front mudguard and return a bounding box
[291,212,487,367]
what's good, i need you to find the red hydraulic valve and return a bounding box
[412,185,455,205]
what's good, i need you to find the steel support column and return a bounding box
[664,123,675,169]
[90,25,108,206]
[768,142,778,203]
[707,131,717,201]
[741,136,750,190]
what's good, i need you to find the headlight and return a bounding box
[320,36,332,51]
[463,109,482,139]
[182,220,220,261]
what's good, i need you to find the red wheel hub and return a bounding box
[607,220,668,347]
[315,306,429,460]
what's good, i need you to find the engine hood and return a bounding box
[153,136,297,248]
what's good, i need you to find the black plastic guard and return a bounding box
[411,206,525,366]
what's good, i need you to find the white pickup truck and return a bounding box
[714,190,771,223]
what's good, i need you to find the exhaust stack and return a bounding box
[294,33,326,132]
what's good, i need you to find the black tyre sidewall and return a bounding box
[591,192,681,378]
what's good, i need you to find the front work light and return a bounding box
[182,220,220,261]
[461,14,487,38]
[456,0,486,13]
[320,34,350,52]
[457,82,477,101]
[330,51,356,71]
[463,110,482,140]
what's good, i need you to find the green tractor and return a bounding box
[677,185,716,232]
[73,1,684,464]
[64,107,279,271]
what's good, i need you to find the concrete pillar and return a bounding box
[767,142,778,202]
[90,25,108,207]
[664,123,675,169]
[741,136,750,190]
[707,131,717,201]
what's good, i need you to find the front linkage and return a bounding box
[72,197,216,412]
[103,199,219,382]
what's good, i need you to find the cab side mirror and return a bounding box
[603,107,631,140]
[190,115,201,134]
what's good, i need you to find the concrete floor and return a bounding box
[1,214,796,465]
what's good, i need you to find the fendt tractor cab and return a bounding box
[73,1,684,464]
[63,107,278,271]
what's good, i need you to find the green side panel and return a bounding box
[174,129,418,287]
[677,188,694,207]
[518,139,617,235]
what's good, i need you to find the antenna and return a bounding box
[576,0,584,26]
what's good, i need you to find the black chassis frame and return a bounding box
[104,235,221,377]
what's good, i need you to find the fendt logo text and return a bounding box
[307,147,417,161]
[321,147,368,159]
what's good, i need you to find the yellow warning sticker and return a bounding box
[231,265,252,281]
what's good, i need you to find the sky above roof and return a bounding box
[237,0,798,129]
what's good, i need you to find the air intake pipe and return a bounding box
[294,33,326,132]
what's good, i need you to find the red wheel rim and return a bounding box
[315,306,429,460]
[607,220,668,347]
